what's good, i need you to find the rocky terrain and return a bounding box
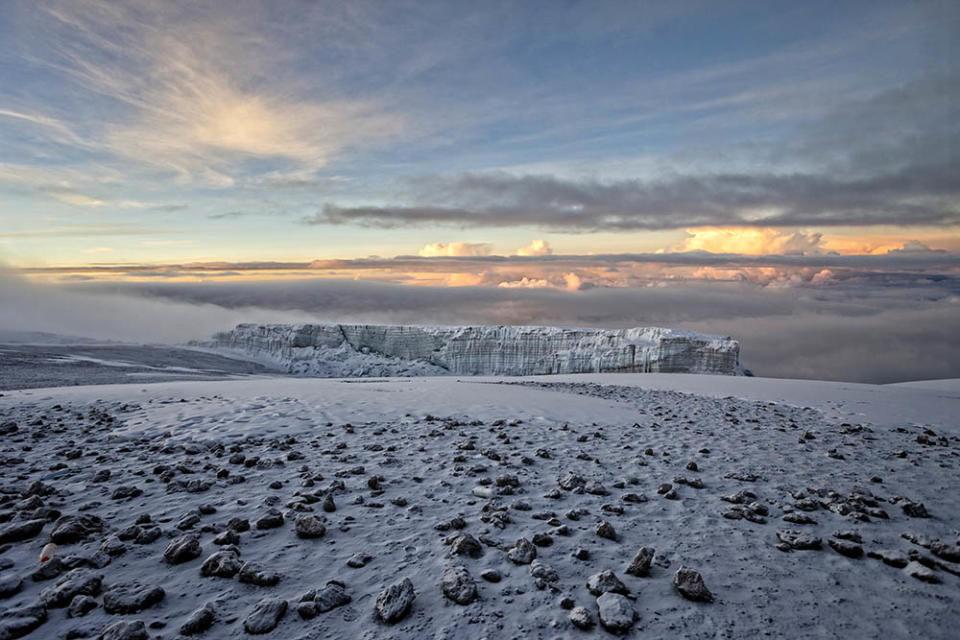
[0,374,956,639]
[194,323,742,377]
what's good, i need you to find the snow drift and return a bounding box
[191,323,741,377]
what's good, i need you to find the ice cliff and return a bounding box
[191,323,741,377]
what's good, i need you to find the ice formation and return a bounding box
[192,323,741,377]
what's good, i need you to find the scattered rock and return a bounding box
[507,537,537,564]
[0,603,47,639]
[68,594,98,617]
[586,570,628,596]
[376,577,416,623]
[569,606,594,629]
[180,603,216,635]
[40,568,102,607]
[596,520,617,541]
[596,592,635,634]
[200,550,242,578]
[625,546,655,577]
[294,514,326,539]
[102,582,165,614]
[243,597,288,634]
[442,565,478,604]
[98,620,149,640]
[164,535,202,564]
[673,567,713,602]
[239,562,281,587]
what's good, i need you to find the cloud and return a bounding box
[418,242,492,257]
[516,239,553,256]
[675,228,825,255]
[305,161,960,232]
[21,1,402,185]
[38,273,957,383]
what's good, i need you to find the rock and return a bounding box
[376,577,416,623]
[572,547,590,561]
[164,534,202,564]
[239,562,281,587]
[0,602,47,639]
[930,540,960,563]
[227,517,250,532]
[480,569,501,582]
[98,620,148,640]
[442,565,478,604]
[0,519,45,544]
[904,561,940,583]
[200,550,242,578]
[447,533,482,558]
[776,530,822,551]
[597,592,635,634]
[40,568,102,607]
[673,567,713,602]
[294,514,326,539]
[902,501,930,518]
[243,597,288,634]
[180,603,216,635]
[0,574,23,599]
[596,520,617,541]
[213,529,240,546]
[532,533,553,547]
[586,570,628,596]
[313,582,352,613]
[530,559,559,587]
[569,605,594,629]
[100,535,126,557]
[322,493,336,512]
[866,549,909,568]
[507,537,537,564]
[110,486,143,500]
[346,553,371,568]
[30,556,65,581]
[68,594,98,617]
[102,582,165,614]
[828,538,863,558]
[625,546,655,577]
[255,509,284,530]
[134,527,161,545]
[558,473,586,491]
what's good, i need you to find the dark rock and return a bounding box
[243,597,287,634]
[294,514,326,539]
[625,546,655,577]
[313,582,351,613]
[180,603,216,635]
[507,538,537,564]
[239,562,280,587]
[98,620,149,640]
[480,569,501,582]
[164,535,202,564]
[255,509,283,530]
[0,519,45,544]
[68,594,98,617]
[201,550,242,578]
[449,533,483,558]
[442,565,478,604]
[0,573,23,599]
[40,568,102,608]
[0,603,47,640]
[828,538,863,558]
[102,582,165,614]
[596,520,617,541]
[51,515,104,544]
[376,577,416,623]
[673,567,713,602]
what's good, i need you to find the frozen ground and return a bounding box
[0,343,272,390]
[0,374,957,639]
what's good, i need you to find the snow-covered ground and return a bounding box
[0,374,957,639]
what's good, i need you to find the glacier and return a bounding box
[191,323,742,377]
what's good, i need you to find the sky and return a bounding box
[0,0,958,382]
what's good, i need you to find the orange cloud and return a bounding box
[676,227,824,255]
[418,242,492,257]
[516,239,553,256]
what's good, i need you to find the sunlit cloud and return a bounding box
[516,239,553,256]
[418,242,492,257]
[675,227,825,255]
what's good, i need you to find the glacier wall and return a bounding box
[192,323,741,377]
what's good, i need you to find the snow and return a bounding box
[0,373,957,639]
